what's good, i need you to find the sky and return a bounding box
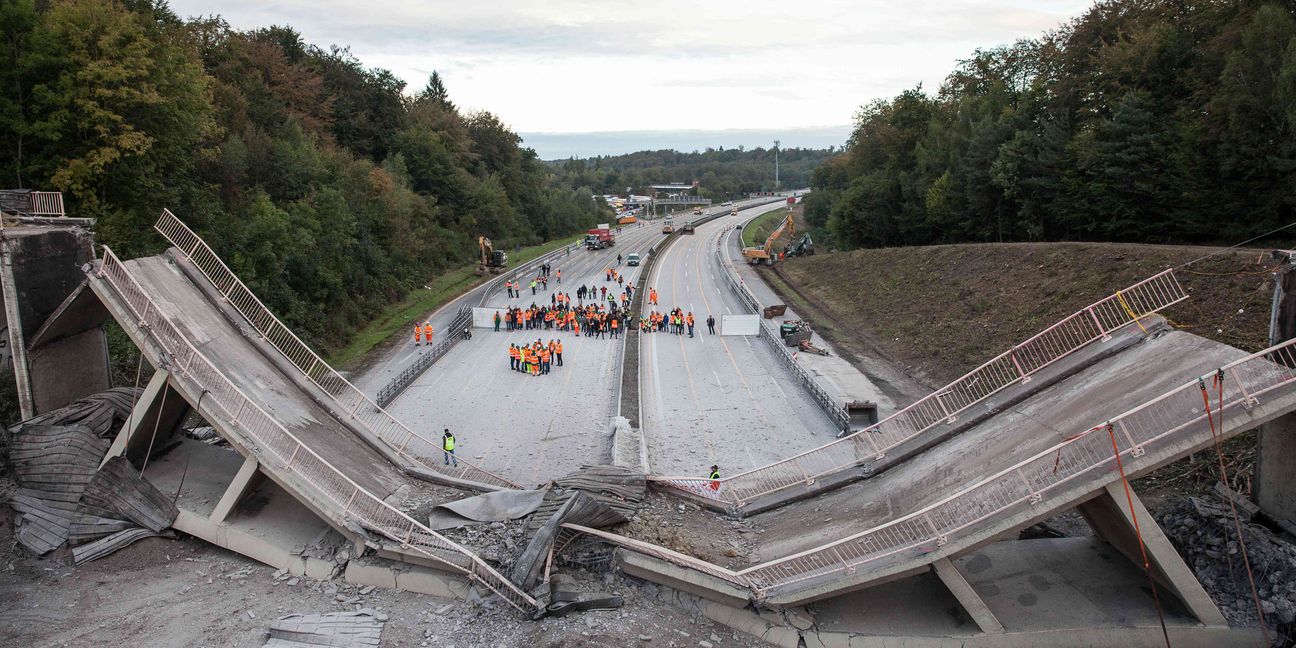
[168,0,1092,157]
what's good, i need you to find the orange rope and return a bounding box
[1104,422,1172,648]
[1201,374,1270,646]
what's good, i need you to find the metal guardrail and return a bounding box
[154,210,518,490]
[653,254,1188,509]
[0,190,65,217]
[95,248,538,613]
[737,336,1296,598]
[376,306,471,406]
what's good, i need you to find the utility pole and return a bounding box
[774,140,780,191]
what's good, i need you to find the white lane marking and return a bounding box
[713,370,723,388]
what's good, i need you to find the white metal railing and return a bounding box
[154,209,517,490]
[736,337,1296,598]
[95,248,537,612]
[559,523,750,588]
[653,265,1188,510]
[30,191,65,216]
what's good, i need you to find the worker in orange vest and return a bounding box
[556,269,562,284]
[413,322,422,346]
[610,316,620,339]
[540,347,551,375]
[424,321,434,344]
[687,312,696,338]
[555,340,564,366]
[649,288,658,306]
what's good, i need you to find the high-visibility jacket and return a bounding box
[687,315,695,325]
[710,469,720,480]
[541,350,551,362]
[414,326,421,340]
[556,342,563,354]
[444,435,456,451]
[424,324,434,338]
[509,347,518,359]
[611,319,618,329]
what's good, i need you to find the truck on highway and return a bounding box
[661,219,674,234]
[618,214,637,225]
[585,224,614,250]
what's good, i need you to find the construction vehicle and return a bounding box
[476,236,507,275]
[661,219,674,234]
[618,214,638,225]
[741,213,795,265]
[693,207,703,215]
[585,224,614,250]
[681,222,695,234]
[787,233,814,257]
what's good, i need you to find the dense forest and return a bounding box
[551,147,834,198]
[0,0,607,345]
[807,0,1296,250]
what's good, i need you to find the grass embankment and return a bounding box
[763,241,1285,497]
[741,208,790,248]
[327,236,577,369]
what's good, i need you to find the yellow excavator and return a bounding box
[477,236,508,275]
[741,214,795,265]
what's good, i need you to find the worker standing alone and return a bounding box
[707,314,716,335]
[709,465,720,491]
[494,311,502,332]
[442,429,457,467]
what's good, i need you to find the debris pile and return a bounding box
[5,389,177,564]
[1157,496,1296,634]
[263,609,386,647]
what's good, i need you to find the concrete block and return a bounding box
[697,599,801,648]
[1258,411,1296,526]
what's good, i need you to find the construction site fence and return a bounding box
[737,335,1296,598]
[154,209,518,491]
[371,237,584,407]
[653,257,1187,510]
[95,248,538,612]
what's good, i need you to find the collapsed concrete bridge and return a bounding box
[10,209,1296,646]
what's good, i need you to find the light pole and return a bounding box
[774,140,780,191]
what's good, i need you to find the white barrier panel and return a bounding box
[721,314,760,336]
[473,307,501,328]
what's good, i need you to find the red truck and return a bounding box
[585,224,614,250]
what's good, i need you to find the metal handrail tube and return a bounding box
[651,266,1187,508]
[96,248,537,611]
[737,337,1296,595]
[154,210,517,490]
[30,191,65,216]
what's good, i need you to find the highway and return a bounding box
[640,202,846,477]
[378,218,662,487]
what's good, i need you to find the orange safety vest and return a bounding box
[414,325,421,340]
[687,315,695,325]
[541,350,550,362]
[611,319,618,329]
[424,323,433,338]
[556,342,563,354]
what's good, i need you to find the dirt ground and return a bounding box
[0,509,776,648]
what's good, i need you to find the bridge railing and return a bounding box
[737,336,1296,598]
[154,209,518,490]
[651,263,1188,509]
[96,247,538,612]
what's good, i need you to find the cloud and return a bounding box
[168,0,1091,135]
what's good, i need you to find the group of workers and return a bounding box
[508,339,564,375]
[495,301,625,337]
[503,264,563,299]
[411,321,434,345]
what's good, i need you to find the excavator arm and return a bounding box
[763,214,795,256]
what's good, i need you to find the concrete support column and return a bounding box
[1257,411,1296,528]
[1078,482,1226,627]
[102,368,191,467]
[0,249,33,419]
[209,454,262,523]
[931,557,1004,634]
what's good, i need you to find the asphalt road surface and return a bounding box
[640,202,843,478]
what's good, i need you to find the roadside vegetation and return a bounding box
[0,0,611,360]
[804,1,1296,251]
[551,147,832,200]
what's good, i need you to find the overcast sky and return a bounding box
[169,0,1089,143]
